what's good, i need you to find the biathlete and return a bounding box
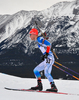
[29,28,58,92]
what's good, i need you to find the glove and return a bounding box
[42,53,49,61]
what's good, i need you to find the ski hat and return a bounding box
[29,28,38,35]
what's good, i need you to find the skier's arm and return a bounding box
[37,37,51,54]
[43,39,50,54]
[42,39,51,60]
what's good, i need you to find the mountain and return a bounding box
[0,0,79,79]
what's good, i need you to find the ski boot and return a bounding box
[31,80,43,91]
[46,82,58,92]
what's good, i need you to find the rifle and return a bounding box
[35,21,59,60]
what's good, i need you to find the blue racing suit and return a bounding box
[34,36,55,83]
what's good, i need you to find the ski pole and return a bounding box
[55,61,79,75]
[53,64,79,80]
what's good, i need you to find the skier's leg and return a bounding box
[31,61,45,90]
[33,60,45,80]
[44,55,58,92]
[44,63,54,83]
[44,54,54,83]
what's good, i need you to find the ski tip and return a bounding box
[4,87,11,90]
[4,87,7,89]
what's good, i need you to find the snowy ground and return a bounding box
[0,73,79,100]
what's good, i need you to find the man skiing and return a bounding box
[29,28,58,92]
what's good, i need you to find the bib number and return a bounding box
[46,58,51,63]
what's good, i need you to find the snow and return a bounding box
[0,73,79,100]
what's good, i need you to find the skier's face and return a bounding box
[30,34,37,41]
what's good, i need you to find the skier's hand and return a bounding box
[56,58,60,62]
[42,53,49,61]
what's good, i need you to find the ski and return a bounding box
[4,87,79,96]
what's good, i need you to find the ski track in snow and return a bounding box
[0,73,79,100]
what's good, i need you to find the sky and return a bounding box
[0,0,74,15]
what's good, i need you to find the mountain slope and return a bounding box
[0,0,79,78]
